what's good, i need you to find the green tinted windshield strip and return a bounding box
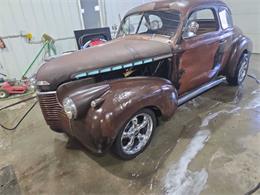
[123,63,133,68]
[75,72,87,79]
[88,70,99,76]
[100,67,112,73]
[112,65,123,71]
[134,60,143,66]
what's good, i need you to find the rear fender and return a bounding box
[226,36,253,77]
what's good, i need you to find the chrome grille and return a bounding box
[38,92,69,131]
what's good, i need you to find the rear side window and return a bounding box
[219,9,233,29]
[190,9,215,20]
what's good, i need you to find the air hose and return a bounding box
[247,74,260,85]
[0,96,38,131]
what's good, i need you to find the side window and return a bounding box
[219,9,233,29]
[190,9,215,20]
[148,15,163,30]
[187,8,218,35]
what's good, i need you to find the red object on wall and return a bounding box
[0,38,6,49]
[86,39,106,48]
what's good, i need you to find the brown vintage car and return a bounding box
[36,0,252,160]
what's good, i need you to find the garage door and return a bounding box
[225,0,260,53]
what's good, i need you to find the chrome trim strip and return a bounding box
[178,77,226,106]
[37,91,57,95]
[154,54,173,61]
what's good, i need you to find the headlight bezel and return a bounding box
[62,97,77,120]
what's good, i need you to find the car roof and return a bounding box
[126,0,228,16]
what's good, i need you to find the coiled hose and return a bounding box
[0,96,38,131]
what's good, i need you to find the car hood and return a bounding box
[36,35,172,90]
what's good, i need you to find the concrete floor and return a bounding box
[0,55,260,195]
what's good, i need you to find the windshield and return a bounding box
[118,10,180,37]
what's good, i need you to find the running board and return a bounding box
[177,76,226,106]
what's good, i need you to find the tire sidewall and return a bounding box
[0,90,9,99]
[112,108,157,160]
[230,53,250,86]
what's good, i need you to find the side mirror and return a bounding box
[182,21,199,40]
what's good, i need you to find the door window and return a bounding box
[219,9,233,29]
[186,8,218,36]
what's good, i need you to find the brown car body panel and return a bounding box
[224,28,253,77]
[57,77,178,153]
[36,36,172,90]
[36,0,252,154]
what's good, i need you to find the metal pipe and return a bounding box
[178,77,226,106]
[22,42,48,78]
[1,34,24,39]
[2,34,74,44]
[77,0,85,29]
[98,0,108,27]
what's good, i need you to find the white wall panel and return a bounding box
[0,0,83,79]
[225,0,260,53]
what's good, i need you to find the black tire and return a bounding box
[227,53,250,86]
[112,108,157,160]
[0,90,9,99]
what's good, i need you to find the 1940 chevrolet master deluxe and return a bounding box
[36,0,252,159]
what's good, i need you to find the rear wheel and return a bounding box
[0,90,9,99]
[112,109,156,160]
[227,53,249,86]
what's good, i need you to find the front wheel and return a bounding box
[112,109,156,160]
[227,53,250,86]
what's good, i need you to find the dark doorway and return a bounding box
[80,0,101,28]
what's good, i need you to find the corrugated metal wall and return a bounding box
[0,0,83,79]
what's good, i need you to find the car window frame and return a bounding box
[218,7,234,30]
[181,6,221,40]
[117,10,181,38]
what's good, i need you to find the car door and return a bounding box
[178,7,224,95]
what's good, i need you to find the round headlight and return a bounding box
[63,98,77,120]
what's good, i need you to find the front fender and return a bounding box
[70,77,178,153]
[226,35,253,77]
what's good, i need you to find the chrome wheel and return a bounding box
[238,56,249,83]
[120,113,154,155]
